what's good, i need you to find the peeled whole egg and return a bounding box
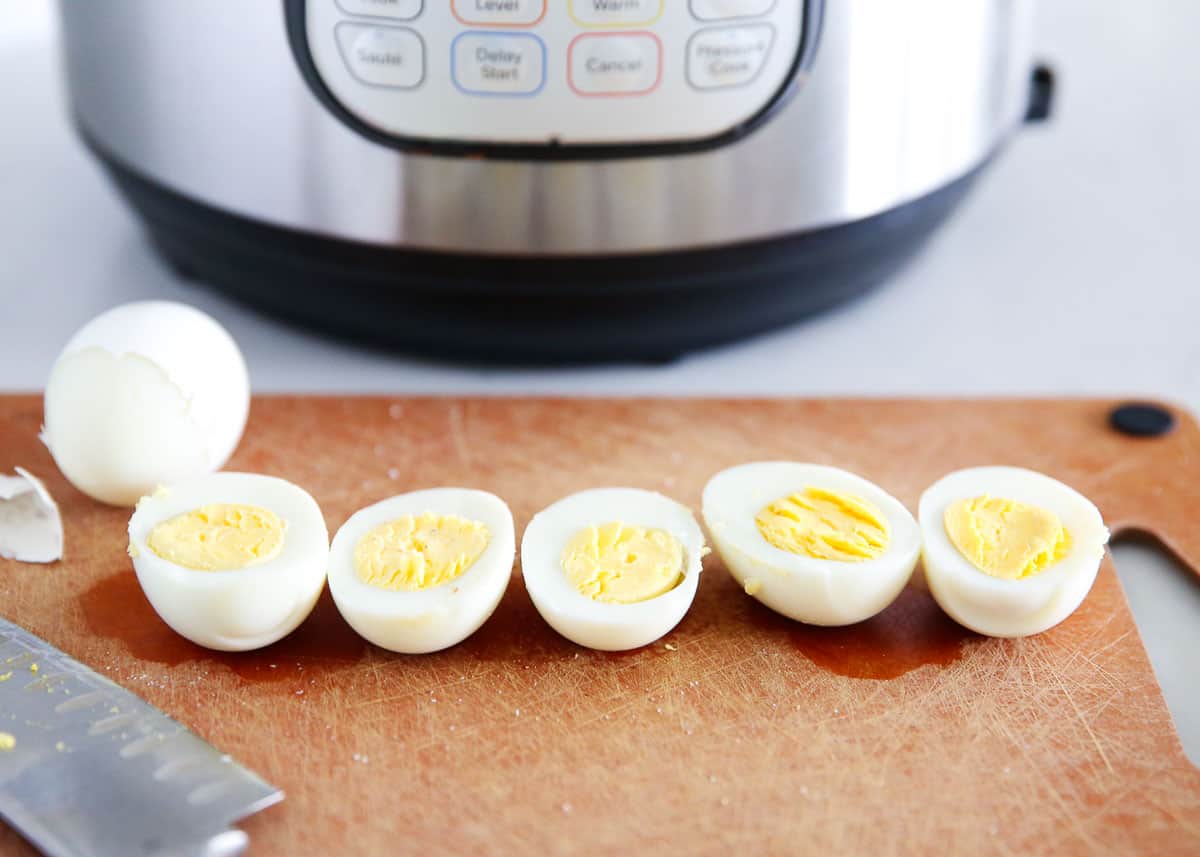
[43,301,249,506]
[127,472,328,651]
[328,488,515,654]
[521,488,705,651]
[703,462,921,626]
[919,466,1109,638]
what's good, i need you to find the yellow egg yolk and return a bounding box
[354,512,490,591]
[561,522,684,604]
[755,486,891,562]
[944,495,1071,579]
[147,504,285,571]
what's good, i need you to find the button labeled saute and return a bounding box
[328,488,515,654]
[522,488,706,651]
[127,473,329,651]
[703,462,921,626]
[919,466,1109,638]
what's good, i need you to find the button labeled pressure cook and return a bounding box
[335,0,423,20]
[687,24,775,89]
[689,0,776,20]
[336,24,425,89]
[569,33,662,96]
[570,0,663,27]
[453,32,546,95]
[452,0,546,26]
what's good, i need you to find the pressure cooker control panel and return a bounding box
[303,0,807,147]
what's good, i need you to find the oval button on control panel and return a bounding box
[687,25,775,90]
[335,0,423,20]
[335,23,425,89]
[452,0,546,26]
[453,32,546,95]
[569,32,663,96]
[570,0,664,28]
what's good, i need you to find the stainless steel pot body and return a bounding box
[60,0,1036,256]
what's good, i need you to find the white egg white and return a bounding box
[327,488,515,654]
[919,466,1109,638]
[127,472,328,651]
[521,488,705,652]
[43,301,249,506]
[703,462,921,626]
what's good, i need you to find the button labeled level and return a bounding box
[453,32,546,96]
[687,25,775,89]
[569,33,662,96]
[570,0,664,27]
[335,0,424,20]
[452,0,546,26]
[336,24,425,89]
[689,0,776,20]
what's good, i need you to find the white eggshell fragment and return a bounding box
[127,472,329,651]
[703,462,921,626]
[328,488,516,654]
[43,301,250,506]
[919,466,1110,638]
[521,488,705,652]
[0,468,63,563]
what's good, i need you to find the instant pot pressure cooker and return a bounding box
[60,0,1051,361]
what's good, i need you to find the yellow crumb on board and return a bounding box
[0,733,15,751]
[0,672,11,682]
[29,663,38,674]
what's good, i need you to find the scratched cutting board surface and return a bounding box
[1,396,1199,856]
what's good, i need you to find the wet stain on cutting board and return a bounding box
[79,572,367,683]
[750,584,977,679]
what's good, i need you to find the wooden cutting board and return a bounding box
[1,396,1198,856]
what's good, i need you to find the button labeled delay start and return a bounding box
[453,32,546,95]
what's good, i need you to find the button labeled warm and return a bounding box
[687,24,775,89]
[336,24,425,89]
[570,0,663,27]
[336,0,424,20]
[569,33,662,96]
[452,0,546,26]
[453,32,546,95]
[689,0,775,20]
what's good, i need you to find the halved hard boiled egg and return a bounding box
[127,472,329,651]
[328,488,514,654]
[703,462,921,626]
[521,488,705,651]
[919,466,1110,638]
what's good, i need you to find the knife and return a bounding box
[0,617,282,857]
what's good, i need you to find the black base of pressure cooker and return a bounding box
[92,146,984,364]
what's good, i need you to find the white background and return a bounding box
[0,3,1197,765]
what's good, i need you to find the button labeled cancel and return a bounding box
[687,24,774,89]
[452,0,546,26]
[453,32,546,95]
[569,33,662,96]
[570,0,663,27]
[336,24,425,89]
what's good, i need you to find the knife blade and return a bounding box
[0,617,282,857]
